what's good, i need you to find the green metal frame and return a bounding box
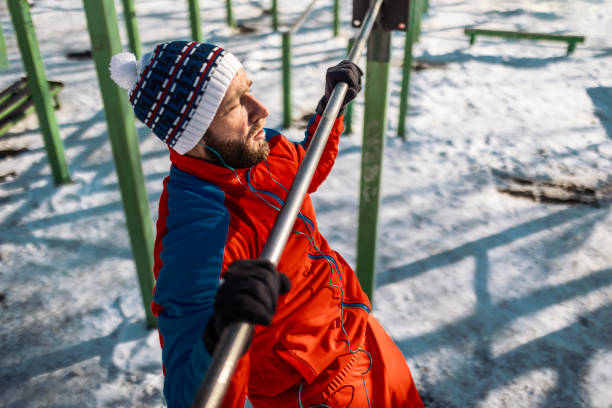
[0,78,62,137]
[0,23,8,70]
[7,0,71,185]
[413,0,423,42]
[333,0,340,37]
[356,29,391,300]
[121,0,142,59]
[344,37,355,134]
[272,0,279,31]
[226,0,236,28]
[282,32,292,128]
[397,0,419,138]
[82,0,157,328]
[465,28,585,55]
[188,0,203,41]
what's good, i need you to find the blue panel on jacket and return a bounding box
[154,165,231,407]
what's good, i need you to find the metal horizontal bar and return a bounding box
[0,80,63,121]
[0,85,62,136]
[288,0,318,35]
[464,28,585,43]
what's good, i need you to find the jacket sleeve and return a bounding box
[153,175,231,407]
[294,113,345,193]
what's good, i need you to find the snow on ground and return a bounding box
[0,0,611,407]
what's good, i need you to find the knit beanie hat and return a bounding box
[109,41,242,154]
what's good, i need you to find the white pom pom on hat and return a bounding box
[109,52,138,90]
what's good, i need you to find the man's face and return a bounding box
[201,69,270,169]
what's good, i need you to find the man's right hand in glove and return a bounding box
[316,60,363,117]
[202,259,291,355]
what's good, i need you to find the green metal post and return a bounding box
[463,28,585,55]
[0,24,8,69]
[121,0,142,59]
[282,32,292,128]
[188,0,203,42]
[415,0,424,42]
[272,0,279,31]
[82,0,157,329]
[226,0,235,28]
[7,0,70,185]
[333,0,340,37]
[345,37,355,134]
[398,0,418,138]
[356,29,391,301]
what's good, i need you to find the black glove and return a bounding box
[316,60,363,117]
[202,259,291,354]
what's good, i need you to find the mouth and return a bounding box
[252,128,265,140]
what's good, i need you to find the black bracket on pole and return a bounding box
[352,0,410,32]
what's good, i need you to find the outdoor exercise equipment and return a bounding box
[333,0,340,36]
[121,0,142,59]
[398,0,426,138]
[6,0,71,185]
[355,26,390,299]
[281,0,366,127]
[188,0,204,41]
[225,0,236,29]
[281,0,319,128]
[353,0,410,31]
[0,78,63,138]
[82,0,157,329]
[272,0,279,31]
[344,37,355,133]
[465,28,585,55]
[188,0,420,404]
[117,0,236,48]
[353,0,423,299]
[0,24,8,70]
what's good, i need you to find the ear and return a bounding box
[184,138,208,160]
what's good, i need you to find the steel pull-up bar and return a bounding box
[189,0,385,407]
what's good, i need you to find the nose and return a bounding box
[247,94,269,124]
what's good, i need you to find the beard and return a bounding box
[204,122,270,169]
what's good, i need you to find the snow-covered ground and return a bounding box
[1,0,611,406]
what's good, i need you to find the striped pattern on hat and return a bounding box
[128,41,242,154]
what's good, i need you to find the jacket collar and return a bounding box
[169,147,249,189]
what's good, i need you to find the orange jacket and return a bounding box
[152,115,371,407]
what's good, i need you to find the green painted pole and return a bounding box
[333,0,340,37]
[188,0,203,42]
[272,0,279,31]
[398,0,418,138]
[463,28,585,55]
[282,32,292,128]
[345,37,355,134]
[0,24,8,69]
[226,0,235,28]
[356,29,391,301]
[414,0,423,42]
[7,0,70,185]
[121,0,142,59]
[82,0,157,329]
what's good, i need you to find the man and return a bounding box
[110,40,423,408]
